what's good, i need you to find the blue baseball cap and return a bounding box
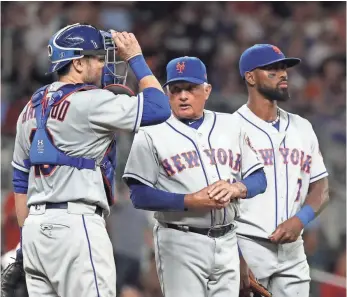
[163,56,208,87]
[239,44,301,78]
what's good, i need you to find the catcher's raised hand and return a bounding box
[110,30,142,61]
[269,216,304,244]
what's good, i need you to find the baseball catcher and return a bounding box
[9,23,170,296]
[1,80,135,297]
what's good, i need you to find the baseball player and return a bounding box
[235,44,330,297]
[122,56,268,297]
[9,23,171,297]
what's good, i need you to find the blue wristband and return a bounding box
[128,55,153,81]
[295,205,315,227]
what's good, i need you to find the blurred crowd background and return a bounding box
[1,2,346,297]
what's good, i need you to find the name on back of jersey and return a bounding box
[22,100,71,124]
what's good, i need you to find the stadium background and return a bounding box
[1,1,346,296]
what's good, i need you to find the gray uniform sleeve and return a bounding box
[240,131,264,178]
[12,111,30,173]
[88,89,144,134]
[123,129,159,187]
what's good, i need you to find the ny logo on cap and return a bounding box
[272,46,282,55]
[176,62,185,74]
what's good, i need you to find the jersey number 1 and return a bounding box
[29,129,57,177]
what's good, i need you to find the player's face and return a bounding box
[254,62,290,102]
[167,82,211,120]
[82,56,105,87]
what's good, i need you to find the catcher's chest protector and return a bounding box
[29,83,117,205]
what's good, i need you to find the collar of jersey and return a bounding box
[180,113,205,130]
[239,104,289,133]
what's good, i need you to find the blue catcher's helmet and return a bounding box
[47,23,128,86]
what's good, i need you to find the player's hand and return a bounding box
[110,30,142,61]
[207,180,247,203]
[269,216,304,244]
[239,255,254,297]
[184,187,229,210]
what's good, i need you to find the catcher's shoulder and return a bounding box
[83,88,117,98]
[80,87,135,100]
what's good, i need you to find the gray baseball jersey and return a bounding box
[235,104,328,238]
[12,82,144,215]
[235,104,328,297]
[123,110,263,228]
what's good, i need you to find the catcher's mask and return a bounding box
[46,23,128,86]
[100,30,128,87]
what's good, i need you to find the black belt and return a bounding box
[166,223,235,238]
[33,202,103,217]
